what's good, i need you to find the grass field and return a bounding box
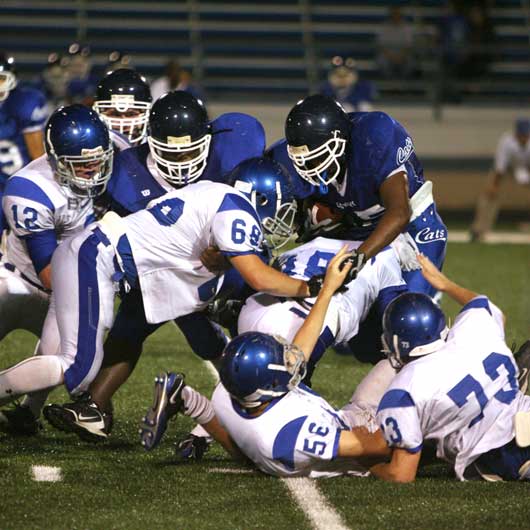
[0,241,529,530]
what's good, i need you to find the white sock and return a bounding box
[0,356,63,406]
[181,386,215,425]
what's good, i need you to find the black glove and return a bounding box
[306,274,325,298]
[337,250,367,291]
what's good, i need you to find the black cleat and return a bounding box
[175,433,212,461]
[43,393,113,443]
[0,404,42,436]
[515,340,530,395]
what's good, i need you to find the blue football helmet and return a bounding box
[285,94,351,187]
[220,332,307,408]
[0,53,17,102]
[93,68,152,145]
[147,90,211,186]
[228,157,298,250]
[45,104,113,198]
[382,292,449,369]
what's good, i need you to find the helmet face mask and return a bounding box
[94,96,150,145]
[147,133,211,186]
[147,91,211,187]
[0,54,17,102]
[230,157,298,251]
[93,68,152,145]
[45,105,113,199]
[287,130,347,187]
[53,146,114,199]
[220,332,307,409]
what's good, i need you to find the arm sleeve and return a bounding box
[2,193,58,273]
[494,134,511,174]
[212,193,264,256]
[376,388,423,453]
[363,113,413,189]
[453,295,505,340]
[18,90,48,133]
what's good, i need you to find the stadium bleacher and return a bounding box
[1,0,529,102]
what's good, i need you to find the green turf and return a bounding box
[0,242,529,529]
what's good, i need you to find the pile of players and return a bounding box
[0,51,529,484]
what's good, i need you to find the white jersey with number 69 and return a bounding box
[122,180,263,323]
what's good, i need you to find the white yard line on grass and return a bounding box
[282,477,350,530]
[449,231,530,244]
[31,465,62,482]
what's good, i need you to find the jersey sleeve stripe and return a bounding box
[272,415,308,471]
[405,443,423,454]
[220,249,258,257]
[4,176,56,212]
[217,192,261,226]
[377,389,415,412]
[459,296,492,316]
[332,429,342,459]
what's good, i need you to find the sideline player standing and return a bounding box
[269,94,447,297]
[372,254,530,482]
[0,53,48,233]
[470,117,530,241]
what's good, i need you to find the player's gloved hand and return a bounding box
[207,298,243,329]
[390,233,421,272]
[306,274,325,298]
[336,249,366,292]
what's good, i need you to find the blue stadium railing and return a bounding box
[1,0,529,104]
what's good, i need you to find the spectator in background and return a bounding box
[150,59,205,103]
[377,6,416,79]
[65,43,98,105]
[470,118,530,241]
[461,3,494,79]
[105,50,133,73]
[40,53,69,110]
[320,56,376,112]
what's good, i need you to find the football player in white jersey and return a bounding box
[372,254,530,482]
[0,104,112,433]
[139,246,391,476]
[0,177,324,434]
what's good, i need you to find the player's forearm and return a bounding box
[370,447,421,482]
[230,255,309,297]
[292,287,334,361]
[357,206,410,259]
[338,428,391,459]
[439,279,478,307]
[370,462,413,482]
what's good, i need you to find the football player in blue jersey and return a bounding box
[269,94,447,298]
[0,53,48,234]
[93,68,152,149]
[0,105,112,434]
[40,95,272,443]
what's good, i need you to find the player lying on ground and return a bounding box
[140,246,392,476]
[372,254,530,482]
